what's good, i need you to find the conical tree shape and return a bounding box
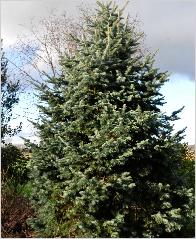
[29,1,194,237]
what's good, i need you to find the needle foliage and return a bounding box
[29,1,194,237]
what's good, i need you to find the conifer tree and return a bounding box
[29,1,194,237]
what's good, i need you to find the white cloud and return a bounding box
[2,0,195,77]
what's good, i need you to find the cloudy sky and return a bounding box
[1,0,195,144]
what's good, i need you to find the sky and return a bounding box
[1,0,195,145]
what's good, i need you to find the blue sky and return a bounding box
[1,0,195,145]
[160,74,195,144]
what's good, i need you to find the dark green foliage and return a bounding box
[1,144,29,183]
[29,1,194,237]
[181,145,195,190]
[1,43,21,142]
[183,159,195,190]
[174,145,195,237]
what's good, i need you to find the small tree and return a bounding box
[29,2,194,237]
[1,43,21,142]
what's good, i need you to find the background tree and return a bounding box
[1,43,22,143]
[1,43,33,238]
[4,12,81,131]
[29,2,194,237]
[9,11,81,85]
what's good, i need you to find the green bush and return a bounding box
[183,157,195,190]
[178,144,195,191]
[1,144,29,183]
[1,144,34,237]
[174,144,195,237]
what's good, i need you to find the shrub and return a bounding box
[184,145,195,189]
[1,144,29,183]
[1,144,34,237]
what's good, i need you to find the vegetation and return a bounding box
[1,144,29,183]
[1,146,34,238]
[28,2,194,238]
[182,145,195,190]
[1,2,194,238]
[1,43,33,238]
[1,176,35,238]
[177,145,195,237]
[1,42,22,142]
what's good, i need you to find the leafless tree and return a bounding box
[7,4,143,86]
[7,10,82,86]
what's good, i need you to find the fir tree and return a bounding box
[29,2,194,237]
